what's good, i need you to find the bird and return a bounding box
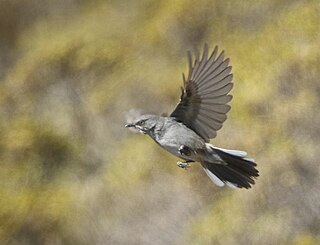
[125,43,259,189]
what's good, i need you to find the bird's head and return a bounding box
[125,114,161,135]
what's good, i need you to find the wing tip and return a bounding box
[194,47,200,63]
[202,43,209,61]
[217,49,225,61]
[211,45,219,58]
[182,73,186,84]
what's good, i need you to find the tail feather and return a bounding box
[203,168,225,187]
[202,147,259,189]
[211,147,247,157]
[219,151,258,177]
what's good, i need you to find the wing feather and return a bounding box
[201,94,233,104]
[198,59,230,89]
[192,43,209,80]
[170,44,233,141]
[197,51,225,87]
[198,74,233,94]
[194,46,219,82]
[205,83,233,97]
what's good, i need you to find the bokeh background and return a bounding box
[0,0,319,244]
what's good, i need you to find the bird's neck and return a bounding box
[148,118,166,142]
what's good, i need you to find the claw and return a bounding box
[176,161,190,170]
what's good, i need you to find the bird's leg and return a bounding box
[176,160,194,169]
[177,145,194,169]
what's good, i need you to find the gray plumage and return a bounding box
[125,44,259,189]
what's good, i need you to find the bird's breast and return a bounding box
[151,119,206,160]
[155,137,202,161]
[159,143,181,158]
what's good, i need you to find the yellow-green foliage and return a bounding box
[0,0,319,244]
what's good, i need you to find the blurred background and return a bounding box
[0,0,319,244]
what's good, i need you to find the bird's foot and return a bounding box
[176,161,191,170]
[178,145,192,156]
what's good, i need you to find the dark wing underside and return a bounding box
[170,44,233,142]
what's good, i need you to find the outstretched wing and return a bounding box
[170,44,233,142]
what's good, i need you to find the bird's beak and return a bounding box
[125,123,147,134]
[125,123,135,128]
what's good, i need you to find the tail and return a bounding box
[201,146,259,189]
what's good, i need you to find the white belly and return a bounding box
[157,141,199,161]
[161,144,181,157]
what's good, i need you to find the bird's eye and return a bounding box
[139,120,145,126]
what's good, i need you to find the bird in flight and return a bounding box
[125,44,259,189]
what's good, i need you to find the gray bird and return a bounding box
[125,44,259,189]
